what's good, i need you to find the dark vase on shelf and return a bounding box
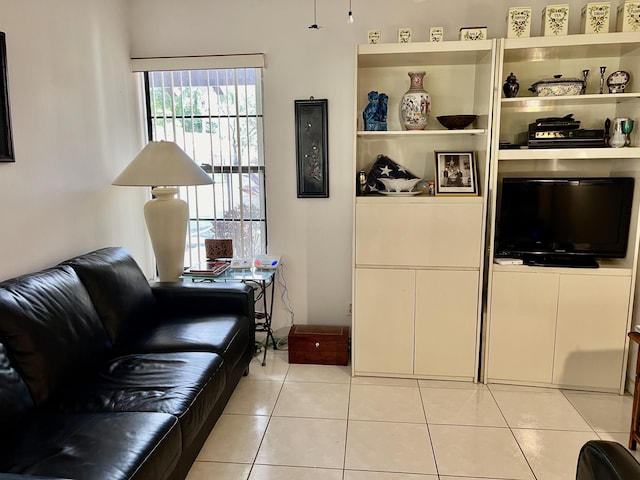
[503,72,519,98]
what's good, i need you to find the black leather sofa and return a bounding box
[577,440,640,479]
[0,247,255,480]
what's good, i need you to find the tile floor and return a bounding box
[186,349,639,480]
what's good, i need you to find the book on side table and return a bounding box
[186,261,230,276]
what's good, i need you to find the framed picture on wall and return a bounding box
[295,98,329,198]
[434,151,478,196]
[0,32,14,162]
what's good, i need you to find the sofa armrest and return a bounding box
[150,282,255,319]
[576,440,640,480]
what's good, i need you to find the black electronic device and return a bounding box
[525,128,606,148]
[519,113,606,148]
[495,177,634,268]
[532,114,581,131]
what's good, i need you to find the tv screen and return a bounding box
[496,177,634,267]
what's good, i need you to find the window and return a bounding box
[142,64,266,265]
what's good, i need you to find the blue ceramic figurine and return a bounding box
[363,91,388,131]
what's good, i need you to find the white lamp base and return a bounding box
[143,187,188,282]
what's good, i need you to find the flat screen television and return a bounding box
[496,177,635,268]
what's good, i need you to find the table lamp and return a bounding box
[113,141,213,281]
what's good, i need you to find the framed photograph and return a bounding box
[295,98,328,198]
[434,151,478,196]
[0,32,14,162]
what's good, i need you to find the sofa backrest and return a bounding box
[0,266,112,405]
[0,342,34,438]
[61,247,155,344]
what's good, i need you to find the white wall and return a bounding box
[0,0,152,279]
[127,0,617,333]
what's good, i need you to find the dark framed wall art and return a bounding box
[0,32,14,162]
[295,98,328,198]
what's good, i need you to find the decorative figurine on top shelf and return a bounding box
[429,27,444,42]
[363,91,388,131]
[363,91,379,131]
[398,28,412,43]
[377,93,388,131]
[503,72,520,98]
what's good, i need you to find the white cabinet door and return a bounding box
[415,269,479,379]
[355,202,483,268]
[354,268,414,375]
[553,274,631,390]
[487,271,559,384]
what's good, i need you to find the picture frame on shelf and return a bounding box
[434,151,478,196]
[295,98,329,198]
[0,32,14,163]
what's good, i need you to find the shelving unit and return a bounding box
[351,32,640,392]
[351,40,497,382]
[484,33,640,394]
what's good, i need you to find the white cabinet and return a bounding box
[487,268,632,391]
[353,268,414,375]
[351,40,495,381]
[353,197,485,381]
[415,269,479,378]
[484,33,640,393]
[487,271,559,384]
[554,274,632,390]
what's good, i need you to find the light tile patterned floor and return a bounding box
[186,350,640,480]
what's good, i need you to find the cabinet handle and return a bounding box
[315,342,320,348]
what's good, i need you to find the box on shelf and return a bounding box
[507,7,532,38]
[430,26,444,42]
[459,26,487,41]
[616,1,640,31]
[288,324,350,366]
[542,4,570,35]
[581,2,611,33]
[367,30,381,44]
[398,28,412,43]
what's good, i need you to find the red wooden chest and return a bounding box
[288,325,350,366]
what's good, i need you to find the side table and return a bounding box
[628,331,640,450]
[182,267,277,366]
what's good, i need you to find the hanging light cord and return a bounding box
[309,0,320,29]
[348,0,354,24]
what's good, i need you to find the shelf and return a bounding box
[356,195,485,205]
[357,129,486,138]
[503,32,640,62]
[357,40,494,68]
[501,92,640,108]
[492,261,633,276]
[498,147,640,160]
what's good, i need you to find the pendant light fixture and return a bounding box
[347,0,354,24]
[309,0,321,29]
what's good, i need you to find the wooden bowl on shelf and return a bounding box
[436,115,477,130]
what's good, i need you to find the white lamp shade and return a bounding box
[113,141,213,187]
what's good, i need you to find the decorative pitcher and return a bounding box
[610,117,629,148]
[401,72,430,130]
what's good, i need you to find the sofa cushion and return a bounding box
[124,314,252,375]
[0,412,181,480]
[0,343,34,441]
[50,351,226,449]
[61,247,155,344]
[0,266,111,405]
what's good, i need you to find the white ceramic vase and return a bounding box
[400,71,430,130]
